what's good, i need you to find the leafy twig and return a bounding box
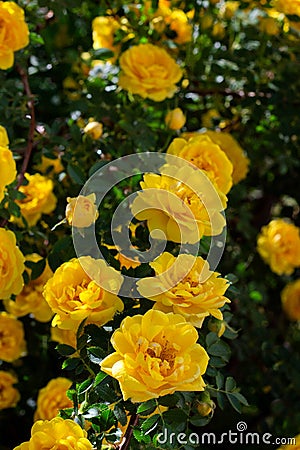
[0,64,36,228]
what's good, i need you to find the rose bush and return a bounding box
[0,0,300,448]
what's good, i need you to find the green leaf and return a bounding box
[216,391,226,410]
[225,377,236,392]
[94,371,108,387]
[92,48,115,60]
[113,404,128,426]
[56,344,76,356]
[133,428,151,444]
[206,332,219,348]
[216,372,224,390]
[233,392,249,406]
[137,399,157,416]
[226,393,243,413]
[67,162,86,185]
[25,258,46,280]
[208,341,231,360]
[141,414,160,435]
[77,379,93,395]
[62,357,81,370]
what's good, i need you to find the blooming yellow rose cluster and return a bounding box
[257,218,300,322]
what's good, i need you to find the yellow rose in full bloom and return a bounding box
[34,377,73,421]
[167,135,233,194]
[43,256,124,330]
[137,252,230,328]
[131,164,227,244]
[274,0,300,16]
[4,254,53,322]
[13,417,93,450]
[0,125,9,147]
[257,219,300,275]
[0,228,25,300]
[277,434,300,449]
[165,108,186,130]
[65,193,99,228]
[0,312,26,362]
[281,279,300,321]
[16,173,57,227]
[100,309,209,402]
[0,371,20,410]
[0,145,17,203]
[199,131,249,184]
[0,1,29,70]
[118,43,183,102]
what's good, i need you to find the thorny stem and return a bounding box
[0,64,36,228]
[16,63,36,189]
[116,411,139,450]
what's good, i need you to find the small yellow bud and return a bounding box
[196,401,213,416]
[83,121,103,140]
[165,108,186,130]
[208,318,226,337]
[65,193,99,228]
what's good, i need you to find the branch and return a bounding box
[116,412,139,450]
[0,64,36,228]
[16,63,36,189]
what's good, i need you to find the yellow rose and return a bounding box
[0,1,29,70]
[34,377,73,421]
[100,310,209,402]
[281,279,300,321]
[65,193,99,228]
[0,371,20,410]
[43,256,124,330]
[16,173,57,227]
[257,219,300,275]
[83,121,103,140]
[165,108,186,130]
[137,252,230,327]
[4,254,53,322]
[212,22,226,39]
[274,0,300,16]
[92,16,120,59]
[200,131,249,184]
[0,312,26,362]
[51,326,77,349]
[0,228,25,299]
[167,135,233,194]
[277,434,300,449]
[0,125,9,147]
[131,164,227,244]
[118,43,183,102]
[34,154,64,175]
[13,417,93,450]
[0,145,17,203]
[259,17,280,35]
[165,9,192,44]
